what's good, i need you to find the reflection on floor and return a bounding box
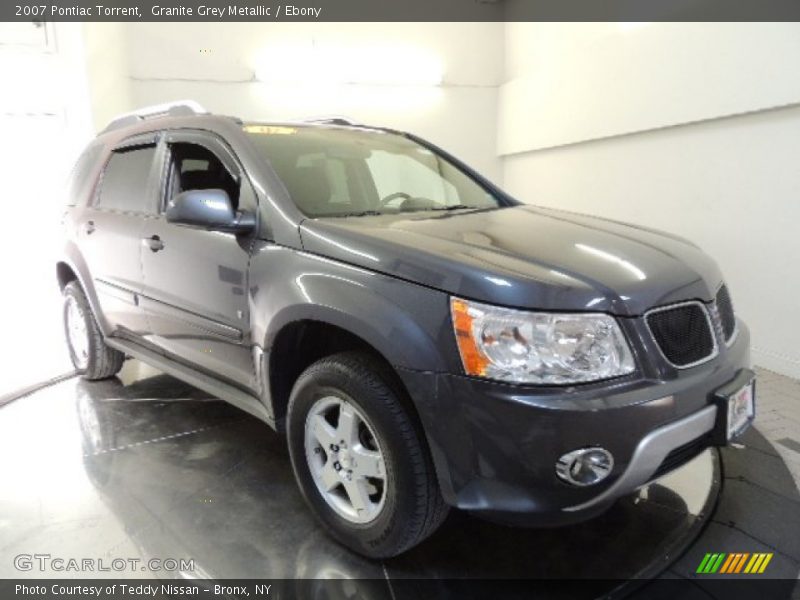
[641,443,800,595]
[0,360,720,596]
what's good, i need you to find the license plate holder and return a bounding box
[711,369,756,444]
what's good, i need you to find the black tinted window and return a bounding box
[97,145,156,213]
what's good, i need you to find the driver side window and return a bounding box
[165,142,240,211]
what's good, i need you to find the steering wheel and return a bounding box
[380,192,412,207]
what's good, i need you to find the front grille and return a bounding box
[652,434,710,480]
[646,302,716,367]
[715,285,736,342]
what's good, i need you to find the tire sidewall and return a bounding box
[287,362,416,556]
[63,284,94,373]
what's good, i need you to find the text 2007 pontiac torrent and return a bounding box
[57,103,755,558]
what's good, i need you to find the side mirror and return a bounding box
[166,189,255,234]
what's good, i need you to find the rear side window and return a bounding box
[65,142,103,207]
[96,145,157,213]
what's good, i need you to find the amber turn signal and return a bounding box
[450,298,490,377]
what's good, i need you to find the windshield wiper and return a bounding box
[412,204,480,212]
[333,210,385,218]
[435,204,478,211]
[333,205,486,217]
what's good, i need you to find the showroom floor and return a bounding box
[749,368,800,485]
[0,362,798,598]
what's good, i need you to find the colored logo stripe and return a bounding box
[697,553,726,573]
[744,553,773,574]
[697,552,773,574]
[719,553,736,573]
[720,553,749,573]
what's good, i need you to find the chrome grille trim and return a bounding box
[644,300,719,369]
[714,283,739,347]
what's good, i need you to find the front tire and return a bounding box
[287,352,448,558]
[63,281,124,380]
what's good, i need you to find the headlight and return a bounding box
[450,297,635,384]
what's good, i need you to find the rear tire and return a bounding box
[63,281,125,380]
[287,351,449,558]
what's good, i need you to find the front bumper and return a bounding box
[397,322,751,526]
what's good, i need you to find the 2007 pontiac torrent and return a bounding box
[57,103,755,558]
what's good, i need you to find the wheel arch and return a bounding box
[55,246,110,337]
[261,299,446,430]
[247,244,456,429]
[56,261,78,290]
[265,313,405,427]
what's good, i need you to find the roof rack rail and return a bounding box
[102,101,207,133]
[304,115,359,127]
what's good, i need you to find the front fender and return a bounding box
[249,243,459,374]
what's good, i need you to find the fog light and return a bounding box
[556,447,614,486]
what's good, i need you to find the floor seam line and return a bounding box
[0,371,77,407]
[709,519,800,564]
[382,562,397,600]
[82,419,244,457]
[723,475,800,505]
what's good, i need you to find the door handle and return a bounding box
[144,235,165,252]
[84,220,95,235]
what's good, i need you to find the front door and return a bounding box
[139,131,257,390]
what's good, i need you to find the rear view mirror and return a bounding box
[166,189,255,234]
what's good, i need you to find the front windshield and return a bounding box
[244,124,503,217]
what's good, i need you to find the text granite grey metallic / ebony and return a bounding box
[56,102,755,558]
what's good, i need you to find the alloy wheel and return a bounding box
[304,395,387,524]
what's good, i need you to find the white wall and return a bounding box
[83,23,133,131]
[501,23,800,378]
[500,23,800,154]
[122,23,504,181]
[0,23,96,392]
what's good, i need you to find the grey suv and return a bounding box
[58,102,755,558]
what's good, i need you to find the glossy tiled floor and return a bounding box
[634,367,800,599]
[0,360,723,596]
[751,367,800,486]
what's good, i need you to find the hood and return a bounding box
[298,205,723,316]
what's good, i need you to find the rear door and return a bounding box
[139,130,257,390]
[80,135,159,335]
